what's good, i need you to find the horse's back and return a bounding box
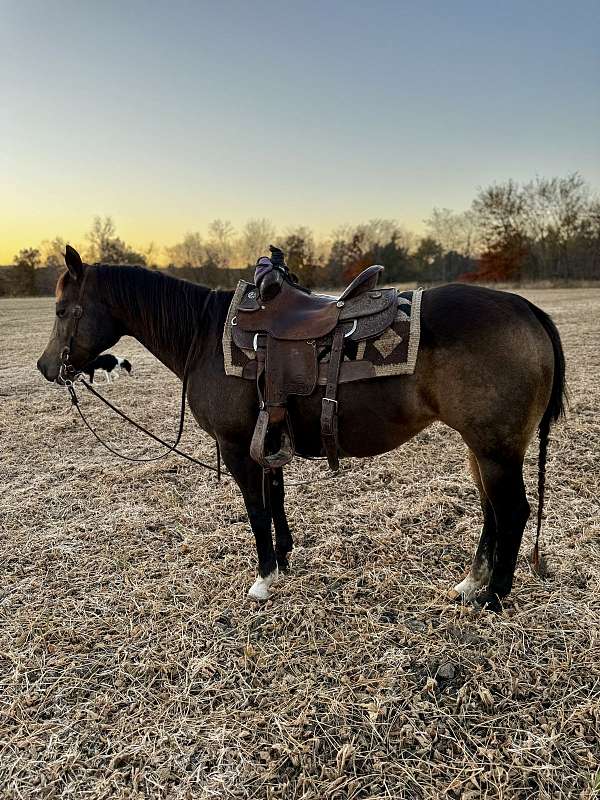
[419,283,543,345]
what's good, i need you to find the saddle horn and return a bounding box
[255,246,288,301]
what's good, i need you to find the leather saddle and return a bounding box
[231,247,398,471]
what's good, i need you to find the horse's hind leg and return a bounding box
[269,468,294,571]
[452,449,496,600]
[473,454,531,610]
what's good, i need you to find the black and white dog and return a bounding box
[81,354,132,384]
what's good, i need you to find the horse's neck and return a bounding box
[104,268,214,379]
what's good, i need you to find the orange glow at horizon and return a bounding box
[0,212,427,266]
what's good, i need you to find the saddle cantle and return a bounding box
[230,247,399,471]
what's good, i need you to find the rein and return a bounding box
[66,378,221,476]
[59,286,222,478]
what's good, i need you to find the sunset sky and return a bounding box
[1,0,599,263]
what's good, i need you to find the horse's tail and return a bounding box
[526,301,567,571]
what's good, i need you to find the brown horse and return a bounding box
[38,246,566,609]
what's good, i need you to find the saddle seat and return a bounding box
[236,264,388,340]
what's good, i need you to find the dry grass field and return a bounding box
[1,288,598,800]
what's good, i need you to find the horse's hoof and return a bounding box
[247,569,278,602]
[275,551,290,572]
[472,591,502,613]
[450,575,483,603]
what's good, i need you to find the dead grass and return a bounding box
[0,287,599,799]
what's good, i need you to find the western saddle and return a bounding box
[232,247,398,471]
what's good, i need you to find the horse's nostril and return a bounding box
[36,359,43,373]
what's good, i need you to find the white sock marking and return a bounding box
[453,565,490,601]
[248,568,278,601]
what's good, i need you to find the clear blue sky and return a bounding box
[1,0,599,260]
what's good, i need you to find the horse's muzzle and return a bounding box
[37,355,59,382]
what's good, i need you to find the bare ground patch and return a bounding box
[0,288,598,799]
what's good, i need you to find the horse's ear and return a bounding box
[64,245,84,280]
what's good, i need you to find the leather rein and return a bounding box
[58,280,222,478]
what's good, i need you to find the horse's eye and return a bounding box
[56,308,66,319]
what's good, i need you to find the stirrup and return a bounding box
[250,408,294,469]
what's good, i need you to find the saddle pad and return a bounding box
[223,281,423,381]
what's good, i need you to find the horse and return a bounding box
[37,246,566,609]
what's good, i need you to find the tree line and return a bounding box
[4,173,599,296]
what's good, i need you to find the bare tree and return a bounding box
[471,181,527,250]
[522,174,590,244]
[39,237,66,267]
[425,208,479,256]
[238,218,276,265]
[470,174,597,280]
[356,219,414,252]
[207,219,235,267]
[84,216,146,265]
[85,216,117,262]
[166,233,205,267]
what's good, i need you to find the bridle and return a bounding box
[57,276,222,477]
[58,268,88,386]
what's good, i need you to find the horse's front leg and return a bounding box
[269,468,293,571]
[220,442,278,601]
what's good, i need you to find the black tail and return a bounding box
[526,302,567,571]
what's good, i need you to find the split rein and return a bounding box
[62,373,339,489]
[63,374,222,477]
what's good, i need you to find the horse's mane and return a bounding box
[92,264,231,360]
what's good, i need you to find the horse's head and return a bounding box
[37,245,124,382]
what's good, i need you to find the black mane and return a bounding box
[93,264,232,361]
